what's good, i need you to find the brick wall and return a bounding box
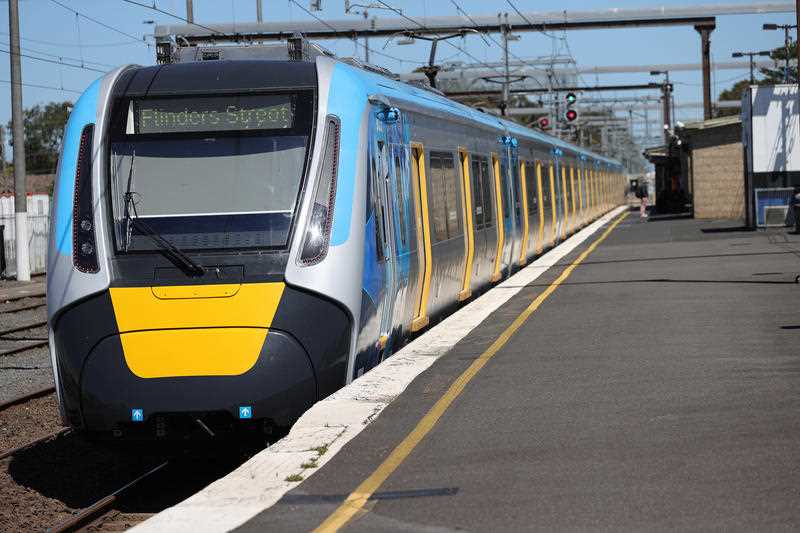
[689,125,744,220]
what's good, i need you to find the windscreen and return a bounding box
[109,91,314,252]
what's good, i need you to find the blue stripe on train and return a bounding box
[328,64,367,247]
[54,79,100,255]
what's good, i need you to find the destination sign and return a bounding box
[135,95,293,134]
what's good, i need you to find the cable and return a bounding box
[0,79,82,94]
[48,0,146,45]
[119,0,226,36]
[0,32,140,48]
[287,0,424,65]
[374,0,506,78]
[448,0,545,89]
[0,46,106,73]
[0,41,115,69]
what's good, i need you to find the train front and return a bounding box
[47,59,357,439]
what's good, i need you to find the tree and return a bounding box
[717,79,752,117]
[759,40,797,84]
[6,101,71,175]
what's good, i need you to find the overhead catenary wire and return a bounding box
[0,79,82,94]
[448,0,545,89]
[119,0,227,37]
[0,32,139,48]
[48,0,147,46]
[286,0,426,65]
[0,41,115,69]
[374,0,507,78]
[0,46,106,73]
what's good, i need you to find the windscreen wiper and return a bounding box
[121,152,205,277]
[124,207,205,277]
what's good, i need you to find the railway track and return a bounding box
[0,319,49,356]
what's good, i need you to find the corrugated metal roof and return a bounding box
[680,115,741,131]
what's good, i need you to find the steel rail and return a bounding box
[0,385,55,411]
[0,320,47,337]
[48,461,170,533]
[0,427,70,461]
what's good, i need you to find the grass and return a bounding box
[310,444,329,456]
[301,459,319,469]
[285,473,304,482]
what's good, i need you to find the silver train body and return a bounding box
[47,55,624,439]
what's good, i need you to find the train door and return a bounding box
[458,149,474,301]
[518,158,529,266]
[470,154,493,288]
[501,140,519,277]
[409,143,432,332]
[388,141,411,339]
[372,108,404,352]
[552,156,563,243]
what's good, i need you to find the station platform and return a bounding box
[221,211,800,531]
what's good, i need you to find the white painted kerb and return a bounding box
[132,206,627,533]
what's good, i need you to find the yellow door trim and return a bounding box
[535,160,545,255]
[410,143,431,332]
[577,166,584,227]
[458,148,474,301]
[548,161,557,245]
[491,153,505,282]
[560,164,568,241]
[518,158,529,266]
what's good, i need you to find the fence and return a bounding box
[0,194,50,277]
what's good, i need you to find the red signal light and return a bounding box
[565,109,578,122]
[538,117,550,129]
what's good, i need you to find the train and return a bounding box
[47,46,625,439]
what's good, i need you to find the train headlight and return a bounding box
[299,115,340,266]
[72,124,99,273]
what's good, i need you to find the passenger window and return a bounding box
[442,154,460,238]
[470,157,484,229]
[500,159,510,219]
[429,151,459,242]
[526,162,538,214]
[372,141,386,261]
[480,156,494,226]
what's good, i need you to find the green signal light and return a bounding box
[566,92,577,105]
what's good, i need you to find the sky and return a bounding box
[0,0,797,158]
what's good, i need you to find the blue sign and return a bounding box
[131,408,144,422]
[239,406,253,419]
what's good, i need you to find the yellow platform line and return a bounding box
[312,210,630,533]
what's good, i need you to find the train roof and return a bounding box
[324,56,622,168]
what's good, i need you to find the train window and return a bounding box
[525,162,538,214]
[428,154,448,242]
[372,140,388,261]
[393,148,407,247]
[499,159,510,219]
[470,156,484,229]
[442,154,460,238]
[480,156,494,226]
[541,161,551,208]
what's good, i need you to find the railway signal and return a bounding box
[565,92,578,122]
[538,116,550,130]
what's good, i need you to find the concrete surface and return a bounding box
[238,216,800,532]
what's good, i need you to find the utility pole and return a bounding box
[695,24,714,120]
[256,0,263,23]
[0,125,5,177]
[8,0,29,281]
[186,0,194,23]
[501,19,510,116]
[732,50,772,84]
[763,23,797,83]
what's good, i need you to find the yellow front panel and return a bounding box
[120,328,267,378]
[110,282,285,378]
